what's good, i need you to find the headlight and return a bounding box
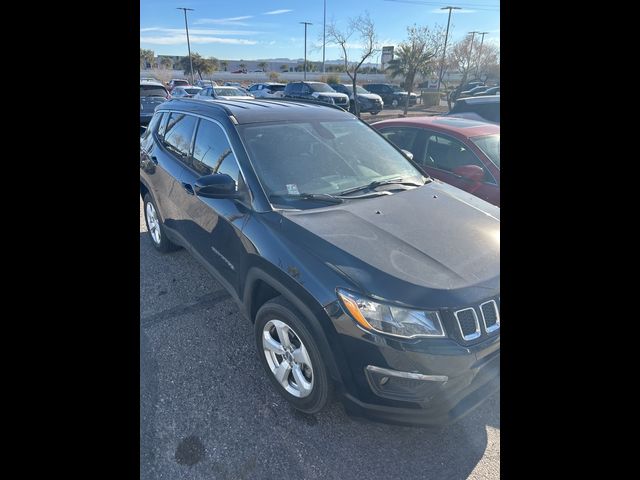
[337,289,445,339]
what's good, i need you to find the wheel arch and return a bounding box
[243,266,347,386]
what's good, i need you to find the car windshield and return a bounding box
[471,134,500,168]
[215,88,247,96]
[341,85,369,94]
[309,83,335,93]
[184,88,202,94]
[173,80,189,86]
[390,85,404,92]
[140,85,167,97]
[239,119,425,206]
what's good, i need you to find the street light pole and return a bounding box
[468,31,480,79]
[300,21,312,80]
[177,7,195,85]
[322,0,327,73]
[437,6,461,91]
[475,32,489,78]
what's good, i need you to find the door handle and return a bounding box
[182,182,195,195]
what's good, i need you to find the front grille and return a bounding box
[454,308,481,341]
[480,300,500,333]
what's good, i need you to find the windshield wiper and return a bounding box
[269,193,344,204]
[337,178,426,196]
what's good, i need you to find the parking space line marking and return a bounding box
[140,289,232,329]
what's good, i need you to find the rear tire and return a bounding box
[143,193,180,253]
[255,296,332,414]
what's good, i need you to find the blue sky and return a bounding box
[140,0,499,60]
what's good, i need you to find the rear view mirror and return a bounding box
[401,149,414,160]
[453,165,484,183]
[194,173,239,199]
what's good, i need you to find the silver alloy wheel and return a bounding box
[392,99,399,108]
[146,202,161,245]
[262,319,314,398]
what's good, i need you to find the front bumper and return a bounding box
[357,100,384,113]
[326,302,500,426]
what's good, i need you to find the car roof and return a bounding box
[140,81,165,87]
[456,95,500,104]
[372,115,499,137]
[159,98,353,125]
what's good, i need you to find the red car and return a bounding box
[372,116,500,206]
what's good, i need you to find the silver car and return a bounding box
[196,86,254,101]
[247,83,286,98]
[171,86,203,98]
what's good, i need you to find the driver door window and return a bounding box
[190,119,241,183]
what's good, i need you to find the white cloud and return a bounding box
[430,9,476,14]
[140,27,262,36]
[140,34,257,45]
[263,9,293,15]
[194,16,254,26]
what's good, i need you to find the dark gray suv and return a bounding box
[140,97,500,426]
[283,81,349,109]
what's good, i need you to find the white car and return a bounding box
[247,83,286,98]
[195,79,218,88]
[195,86,254,101]
[171,86,203,98]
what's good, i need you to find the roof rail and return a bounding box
[259,97,349,112]
[165,97,236,116]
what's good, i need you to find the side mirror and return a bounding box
[194,173,239,199]
[401,149,414,160]
[453,164,484,183]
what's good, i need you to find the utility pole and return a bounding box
[300,21,312,80]
[475,32,489,78]
[322,0,327,73]
[437,6,461,91]
[177,7,195,85]
[468,31,480,79]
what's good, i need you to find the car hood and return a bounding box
[313,92,349,99]
[217,95,254,100]
[277,181,500,308]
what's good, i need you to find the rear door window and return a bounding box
[424,133,495,182]
[378,127,425,163]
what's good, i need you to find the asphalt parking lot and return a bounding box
[140,197,500,480]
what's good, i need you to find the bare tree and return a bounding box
[448,37,499,100]
[326,12,379,117]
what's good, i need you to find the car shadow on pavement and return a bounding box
[139,231,499,480]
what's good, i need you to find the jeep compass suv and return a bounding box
[140,98,500,426]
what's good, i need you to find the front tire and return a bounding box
[255,296,332,414]
[391,98,399,108]
[143,193,180,253]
